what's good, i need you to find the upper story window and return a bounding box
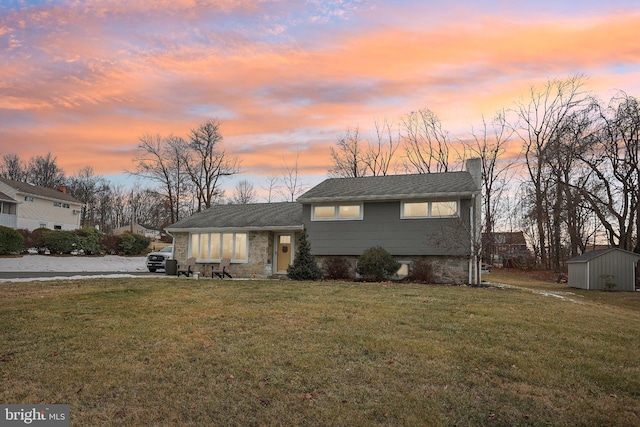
[53,202,70,208]
[312,203,363,221]
[401,200,459,219]
[24,196,34,202]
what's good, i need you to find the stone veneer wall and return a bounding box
[315,255,470,284]
[171,231,299,279]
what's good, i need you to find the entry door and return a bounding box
[276,234,293,273]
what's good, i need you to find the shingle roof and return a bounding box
[167,202,303,230]
[567,248,640,263]
[0,177,82,204]
[0,191,16,203]
[297,172,479,203]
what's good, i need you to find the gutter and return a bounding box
[165,225,305,234]
[299,191,480,204]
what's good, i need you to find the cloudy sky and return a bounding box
[1,0,639,195]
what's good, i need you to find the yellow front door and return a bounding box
[276,235,292,272]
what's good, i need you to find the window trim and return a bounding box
[189,232,249,263]
[311,203,363,221]
[401,200,459,219]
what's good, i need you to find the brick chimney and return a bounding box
[57,185,68,194]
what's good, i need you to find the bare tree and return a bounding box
[0,153,27,181]
[329,127,368,178]
[231,179,257,204]
[280,150,308,202]
[329,120,399,178]
[576,92,640,251]
[260,174,281,203]
[465,111,516,263]
[26,152,66,188]
[185,119,240,212]
[366,118,399,176]
[131,134,189,224]
[512,75,591,268]
[67,166,103,228]
[401,108,459,173]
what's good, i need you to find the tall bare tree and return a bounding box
[67,166,103,228]
[0,153,27,181]
[465,111,515,263]
[576,92,640,251]
[329,120,399,178]
[185,119,239,212]
[131,134,189,224]
[281,150,308,202]
[512,75,591,268]
[26,152,65,188]
[401,108,459,173]
[329,127,368,178]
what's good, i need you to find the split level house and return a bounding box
[0,177,83,231]
[166,158,483,284]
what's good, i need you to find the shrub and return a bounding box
[357,246,401,282]
[118,233,150,255]
[0,226,25,255]
[410,258,434,283]
[287,231,323,281]
[75,228,105,255]
[41,230,78,254]
[323,256,352,280]
[23,228,50,254]
[101,234,119,255]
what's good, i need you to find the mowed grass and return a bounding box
[1,275,639,426]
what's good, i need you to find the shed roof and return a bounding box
[567,248,640,263]
[0,177,82,204]
[297,171,479,203]
[167,202,303,231]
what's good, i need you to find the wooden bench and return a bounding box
[177,257,197,277]
[212,258,232,279]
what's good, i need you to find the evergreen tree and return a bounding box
[287,230,323,280]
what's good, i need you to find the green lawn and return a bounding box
[1,275,639,426]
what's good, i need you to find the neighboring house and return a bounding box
[113,222,162,240]
[166,159,482,284]
[482,231,531,265]
[567,248,640,291]
[0,178,83,231]
[0,190,19,229]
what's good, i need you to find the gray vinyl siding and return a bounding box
[302,200,473,256]
[568,249,640,291]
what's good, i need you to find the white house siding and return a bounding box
[17,197,81,231]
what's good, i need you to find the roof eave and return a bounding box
[298,191,479,204]
[166,225,305,233]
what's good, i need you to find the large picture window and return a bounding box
[190,232,248,262]
[312,203,363,221]
[401,200,459,218]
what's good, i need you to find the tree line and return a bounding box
[2,76,638,269]
[0,120,307,235]
[328,75,639,269]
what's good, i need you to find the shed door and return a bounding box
[276,234,292,273]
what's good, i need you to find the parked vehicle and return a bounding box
[146,246,173,272]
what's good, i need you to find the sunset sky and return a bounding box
[2,0,639,197]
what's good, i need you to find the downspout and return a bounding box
[469,195,474,285]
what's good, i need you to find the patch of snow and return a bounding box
[0,274,150,283]
[0,255,147,273]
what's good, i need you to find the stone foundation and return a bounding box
[315,255,470,284]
